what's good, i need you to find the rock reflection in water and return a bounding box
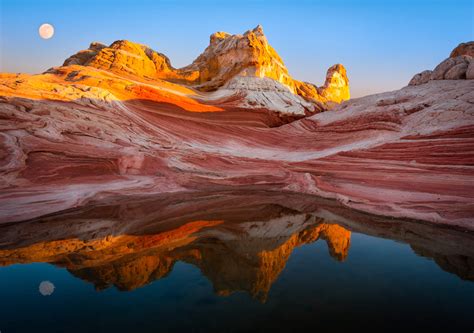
[0,191,472,301]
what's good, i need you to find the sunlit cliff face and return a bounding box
[60,25,350,107]
[0,25,348,120]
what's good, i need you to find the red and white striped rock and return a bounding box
[0,40,473,231]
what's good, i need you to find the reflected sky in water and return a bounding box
[0,191,473,332]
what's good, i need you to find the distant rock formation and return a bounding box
[409,41,474,85]
[63,40,185,81]
[296,64,350,104]
[60,25,350,113]
[182,25,296,92]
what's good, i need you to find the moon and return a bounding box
[39,280,55,296]
[39,23,54,39]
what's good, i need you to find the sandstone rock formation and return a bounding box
[409,41,474,85]
[181,25,295,91]
[293,64,350,109]
[63,40,177,80]
[58,25,350,114]
[0,33,473,231]
[450,41,474,57]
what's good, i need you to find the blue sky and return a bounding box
[0,0,472,97]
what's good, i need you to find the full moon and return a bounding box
[39,280,55,296]
[39,23,54,39]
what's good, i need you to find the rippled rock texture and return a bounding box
[0,31,473,230]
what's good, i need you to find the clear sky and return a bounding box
[0,0,473,97]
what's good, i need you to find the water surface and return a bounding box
[0,191,473,332]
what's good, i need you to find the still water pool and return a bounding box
[0,192,472,332]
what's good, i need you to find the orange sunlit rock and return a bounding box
[60,25,350,111]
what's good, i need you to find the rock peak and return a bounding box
[319,64,350,103]
[450,41,474,58]
[61,26,350,110]
[245,24,264,37]
[88,42,106,51]
[325,64,349,88]
[210,31,231,44]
